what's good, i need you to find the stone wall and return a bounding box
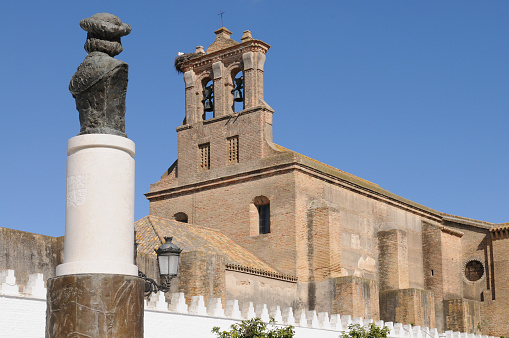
[225,270,299,310]
[0,227,63,289]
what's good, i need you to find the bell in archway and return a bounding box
[204,99,213,112]
[202,84,214,112]
[233,89,243,102]
[231,76,244,103]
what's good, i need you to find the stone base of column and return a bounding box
[46,274,144,338]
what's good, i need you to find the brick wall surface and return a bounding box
[378,229,409,291]
[483,233,509,336]
[332,276,379,320]
[443,298,481,333]
[422,222,445,329]
[175,108,276,187]
[178,251,226,306]
[444,221,491,302]
[150,170,298,277]
[441,231,463,300]
[380,288,436,328]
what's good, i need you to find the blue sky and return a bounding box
[1,1,508,237]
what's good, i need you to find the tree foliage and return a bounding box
[340,324,390,338]
[212,317,295,338]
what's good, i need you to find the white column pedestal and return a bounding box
[56,134,138,276]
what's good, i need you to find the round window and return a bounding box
[464,259,484,282]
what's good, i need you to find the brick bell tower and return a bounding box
[175,28,273,184]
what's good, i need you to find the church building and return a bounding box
[135,27,509,335]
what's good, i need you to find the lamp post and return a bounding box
[139,236,182,296]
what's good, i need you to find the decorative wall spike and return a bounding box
[307,310,319,328]
[341,314,352,328]
[330,314,343,331]
[147,291,168,311]
[403,324,414,338]
[394,323,404,336]
[270,305,283,324]
[225,299,242,320]
[385,321,396,336]
[241,301,256,319]
[23,273,46,299]
[413,326,423,338]
[364,318,374,327]
[282,307,295,326]
[255,304,270,323]
[352,317,363,325]
[207,298,225,317]
[168,292,189,313]
[0,270,19,296]
[295,309,308,327]
[318,312,331,329]
[189,295,207,315]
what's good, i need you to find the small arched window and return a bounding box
[253,196,270,234]
[231,71,244,113]
[174,212,188,223]
[202,78,214,120]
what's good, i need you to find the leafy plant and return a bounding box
[212,317,295,338]
[476,319,487,333]
[340,323,390,338]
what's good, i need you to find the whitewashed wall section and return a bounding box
[0,270,499,338]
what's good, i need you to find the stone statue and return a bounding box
[69,13,132,137]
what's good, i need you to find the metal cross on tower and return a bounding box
[218,10,225,27]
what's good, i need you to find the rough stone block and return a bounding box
[45,274,143,338]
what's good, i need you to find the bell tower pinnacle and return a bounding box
[173,28,274,184]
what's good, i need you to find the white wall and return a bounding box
[0,270,498,338]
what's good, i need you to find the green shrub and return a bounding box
[340,323,390,338]
[212,317,295,338]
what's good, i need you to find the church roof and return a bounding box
[271,143,507,228]
[272,143,378,187]
[135,215,276,272]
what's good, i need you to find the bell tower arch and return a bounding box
[175,28,274,184]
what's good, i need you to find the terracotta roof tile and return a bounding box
[135,215,276,272]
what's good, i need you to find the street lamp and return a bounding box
[138,236,182,296]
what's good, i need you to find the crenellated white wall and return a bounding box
[0,270,499,338]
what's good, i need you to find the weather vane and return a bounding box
[218,10,225,27]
